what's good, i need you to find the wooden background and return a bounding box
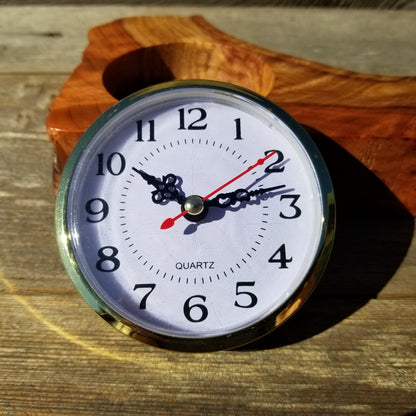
[1,5,415,416]
[1,1,416,9]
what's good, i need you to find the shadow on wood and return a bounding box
[102,43,274,101]
[242,128,414,350]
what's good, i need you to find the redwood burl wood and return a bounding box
[46,16,416,215]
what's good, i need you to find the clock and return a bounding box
[56,80,335,351]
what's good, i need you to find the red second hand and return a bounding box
[160,150,277,230]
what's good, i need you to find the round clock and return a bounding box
[56,80,335,351]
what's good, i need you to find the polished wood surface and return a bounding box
[1,6,415,416]
[46,15,416,215]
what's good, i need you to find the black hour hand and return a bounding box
[206,185,287,209]
[134,168,183,204]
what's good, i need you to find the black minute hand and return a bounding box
[205,185,287,209]
[133,168,183,204]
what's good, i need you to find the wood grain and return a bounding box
[0,6,415,416]
[1,289,415,415]
[2,0,416,9]
[45,15,416,215]
[2,7,415,76]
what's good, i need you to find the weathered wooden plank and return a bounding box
[2,0,416,9]
[0,75,67,136]
[0,291,414,416]
[0,137,73,291]
[0,74,67,135]
[0,6,415,75]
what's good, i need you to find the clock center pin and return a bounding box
[184,195,204,216]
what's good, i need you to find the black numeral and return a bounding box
[133,283,156,309]
[183,295,208,322]
[268,244,293,269]
[178,108,207,130]
[264,149,285,173]
[86,198,109,223]
[280,194,301,219]
[234,282,257,308]
[96,246,120,272]
[234,118,243,140]
[96,152,126,176]
[136,120,155,142]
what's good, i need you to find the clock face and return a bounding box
[56,80,335,351]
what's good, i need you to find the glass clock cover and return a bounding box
[56,80,335,351]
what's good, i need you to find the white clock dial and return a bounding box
[57,81,335,351]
